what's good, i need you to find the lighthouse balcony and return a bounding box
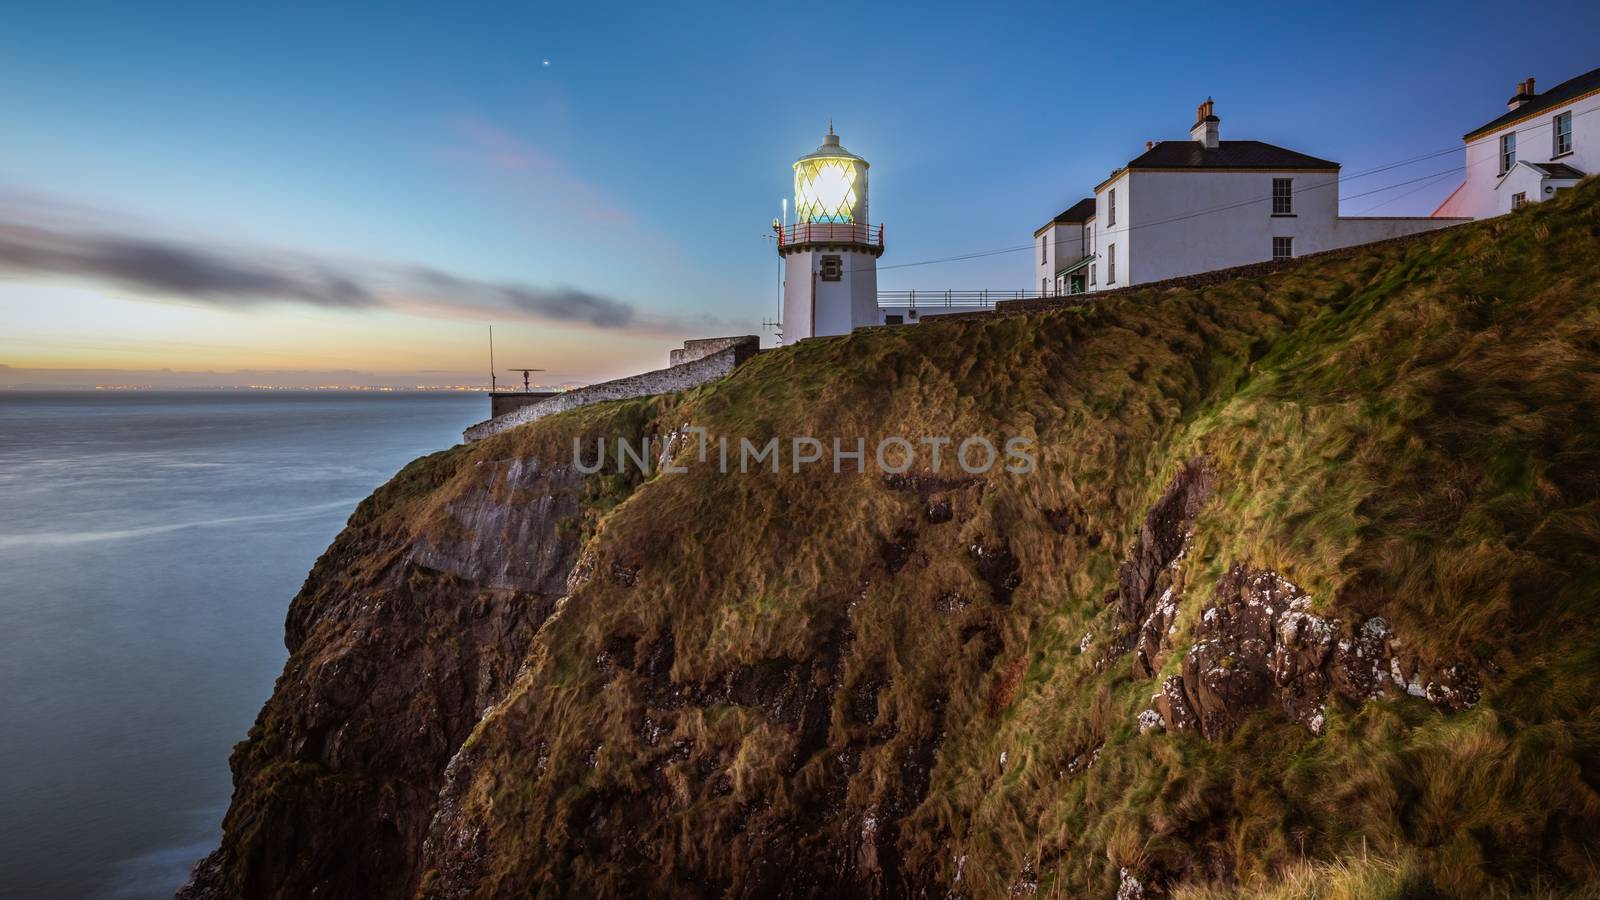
[775,222,885,256]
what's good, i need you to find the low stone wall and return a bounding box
[489,391,558,419]
[993,219,1471,318]
[464,336,759,442]
[669,335,756,367]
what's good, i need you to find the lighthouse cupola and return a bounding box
[776,124,884,341]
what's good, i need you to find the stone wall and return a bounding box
[669,335,758,367]
[464,336,759,442]
[489,391,558,419]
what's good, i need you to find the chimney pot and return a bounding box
[1508,77,1537,111]
[1146,140,1155,150]
[1189,99,1220,149]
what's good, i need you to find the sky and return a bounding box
[2,0,1597,388]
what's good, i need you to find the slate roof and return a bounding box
[1465,66,1600,140]
[1526,161,1586,179]
[1052,198,1096,223]
[1035,197,1096,235]
[1126,140,1339,170]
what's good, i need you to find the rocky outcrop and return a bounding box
[180,452,597,899]
[1155,565,1479,741]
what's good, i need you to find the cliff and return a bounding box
[185,179,1600,898]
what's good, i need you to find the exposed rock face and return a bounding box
[1113,457,1214,678]
[180,453,592,899]
[1117,458,1215,627]
[1164,565,1479,740]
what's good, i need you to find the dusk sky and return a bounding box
[3,0,1598,387]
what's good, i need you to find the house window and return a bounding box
[884,314,904,325]
[819,255,842,281]
[1554,111,1572,155]
[1272,236,1293,261]
[1512,192,1528,210]
[1040,236,1047,265]
[1272,178,1293,215]
[1090,263,1097,286]
[1108,189,1116,226]
[1500,132,1516,174]
[1108,243,1116,283]
[1042,277,1049,294]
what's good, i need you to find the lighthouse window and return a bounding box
[795,158,859,224]
[819,255,843,281]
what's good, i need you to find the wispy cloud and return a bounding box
[0,190,671,331]
[443,117,634,227]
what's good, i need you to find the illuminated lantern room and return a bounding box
[793,126,869,224]
[775,124,884,342]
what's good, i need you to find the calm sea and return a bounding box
[0,391,485,899]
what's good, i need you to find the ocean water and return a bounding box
[0,391,486,899]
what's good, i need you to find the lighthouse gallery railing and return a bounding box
[775,222,884,248]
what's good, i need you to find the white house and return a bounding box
[1038,100,1467,293]
[1434,67,1598,219]
[1034,198,1096,295]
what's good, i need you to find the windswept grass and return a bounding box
[407,178,1600,898]
[205,180,1600,899]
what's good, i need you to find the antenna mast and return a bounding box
[508,367,545,392]
[489,325,496,391]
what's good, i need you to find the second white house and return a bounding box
[1036,100,1469,294]
[1434,66,1597,219]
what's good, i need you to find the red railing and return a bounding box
[776,222,884,248]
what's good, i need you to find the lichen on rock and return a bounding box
[1164,564,1479,740]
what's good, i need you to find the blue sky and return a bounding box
[2,0,1597,386]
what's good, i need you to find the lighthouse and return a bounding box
[776,125,884,341]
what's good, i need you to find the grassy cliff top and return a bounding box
[207,179,1600,900]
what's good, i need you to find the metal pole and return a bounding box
[489,325,496,391]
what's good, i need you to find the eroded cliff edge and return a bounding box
[188,180,1600,898]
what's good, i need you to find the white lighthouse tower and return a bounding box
[776,125,883,340]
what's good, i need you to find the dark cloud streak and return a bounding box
[0,220,642,330]
[0,223,377,308]
[410,267,635,328]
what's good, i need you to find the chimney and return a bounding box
[1507,76,1537,111]
[1146,140,1156,151]
[1190,98,1220,149]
